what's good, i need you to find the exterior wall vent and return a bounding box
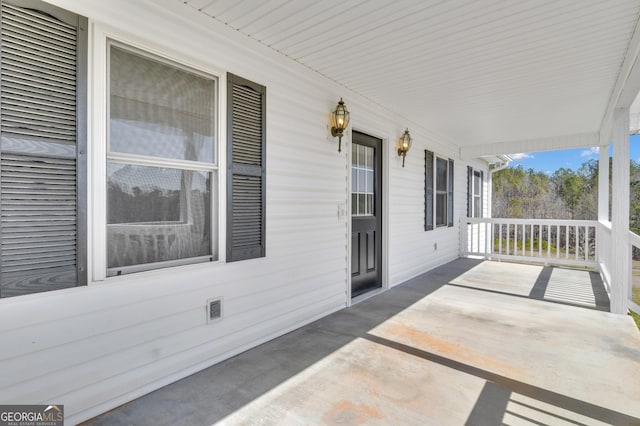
[207,298,222,323]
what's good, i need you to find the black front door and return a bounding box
[351,131,382,297]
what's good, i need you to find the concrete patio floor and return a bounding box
[85,259,640,425]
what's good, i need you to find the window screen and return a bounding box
[109,46,215,162]
[107,41,217,275]
[426,152,453,230]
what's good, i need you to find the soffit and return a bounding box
[183,0,640,148]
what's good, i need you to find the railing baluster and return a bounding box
[499,223,502,255]
[584,225,588,261]
[565,225,569,259]
[547,225,551,258]
[486,222,491,256]
[530,224,534,256]
[538,224,542,257]
[575,225,579,260]
[506,224,510,255]
[556,225,560,259]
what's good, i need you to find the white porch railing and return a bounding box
[461,218,598,268]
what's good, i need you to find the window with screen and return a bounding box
[435,157,448,226]
[467,166,483,218]
[425,150,454,230]
[107,41,217,275]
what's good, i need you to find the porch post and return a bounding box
[487,173,493,218]
[597,144,609,222]
[610,107,630,315]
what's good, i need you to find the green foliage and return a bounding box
[553,168,586,218]
[493,156,640,228]
[492,166,557,219]
[493,238,555,254]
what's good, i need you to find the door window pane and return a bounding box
[351,144,375,216]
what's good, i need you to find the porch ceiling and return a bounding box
[182,0,640,152]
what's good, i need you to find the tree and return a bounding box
[493,157,640,224]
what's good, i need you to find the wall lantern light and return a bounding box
[330,98,350,152]
[397,128,412,167]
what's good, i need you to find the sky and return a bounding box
[507,134,640,174]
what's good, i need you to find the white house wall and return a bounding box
[0,0,489,423]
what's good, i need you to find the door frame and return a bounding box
[346,126,390,306]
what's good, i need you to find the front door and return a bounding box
[351,131,382,297]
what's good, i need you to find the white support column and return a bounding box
[610,107,630,315]
[597,144,610,222]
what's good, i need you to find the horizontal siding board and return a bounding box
[0,260,348,367]
[62,295,346,425]
[1,285,346,396]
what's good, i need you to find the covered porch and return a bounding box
[3,1,640,423]
[86,259,639,425]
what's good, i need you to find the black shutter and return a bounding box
[226,73,266,262]
[424,150,433,231]
[0,0,87,297]
[448,158,454,227]
[467,166,473,217]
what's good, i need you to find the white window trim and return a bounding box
[90,24,226,283]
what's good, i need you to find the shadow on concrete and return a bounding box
[528,266,553,300]
[449,265,610,312]
[84,258,629,426]
[590,271,611,311]
[362,333,638,425]
[464,382,511,426]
